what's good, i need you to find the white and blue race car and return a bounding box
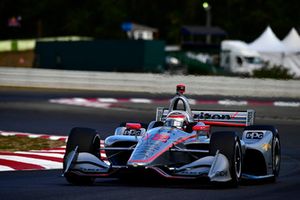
[63,84,281,187]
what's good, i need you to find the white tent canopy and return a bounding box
[246,26,300,77]
[248,26,286,52]
[282,28,300,52]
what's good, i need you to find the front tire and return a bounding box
[63,127,100,185]
[209,131,242,187]
[272,133,281,181]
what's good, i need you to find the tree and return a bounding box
[0,0,299,43]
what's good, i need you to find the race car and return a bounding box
[63,84,281,187]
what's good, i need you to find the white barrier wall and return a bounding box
[0,67,299,98]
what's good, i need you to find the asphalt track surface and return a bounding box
[0,88,300,200]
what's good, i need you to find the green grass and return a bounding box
[252,65,295,79]
[0,135,65,152]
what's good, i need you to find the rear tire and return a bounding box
[63,127,100,185]
[209,131,242,187]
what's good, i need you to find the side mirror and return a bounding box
[192,125,210,132]
[126,123,142,130]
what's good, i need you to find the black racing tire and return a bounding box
[63,127,101,185]
[209,131,242,187]
[244,125,281,182]
[271,133,281,181]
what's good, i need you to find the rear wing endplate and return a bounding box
[156,108,255,127]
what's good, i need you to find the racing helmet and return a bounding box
[165,111,189,129]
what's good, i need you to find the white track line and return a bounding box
[98,98,118,103]
[274,101,300,107]
[218,100,248,106]
[130,98,152,103]
[73,98,88,102]
[82,102,111,108]
[100,153,107,158]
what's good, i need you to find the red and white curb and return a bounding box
[49,97,300,108]
[0,147,65,171]
[0,131,108,172]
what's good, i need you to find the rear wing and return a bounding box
[156,108,255,127]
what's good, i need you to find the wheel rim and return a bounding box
[234,141,242,178]
[273,137,281,174]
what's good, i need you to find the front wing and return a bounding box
[63,148,232,182]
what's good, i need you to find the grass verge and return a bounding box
[0,135,65,152]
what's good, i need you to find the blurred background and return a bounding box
[0,0,300,79]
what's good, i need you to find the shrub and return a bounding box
[252,65,295,79]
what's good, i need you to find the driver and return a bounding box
[165,112,189,130]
